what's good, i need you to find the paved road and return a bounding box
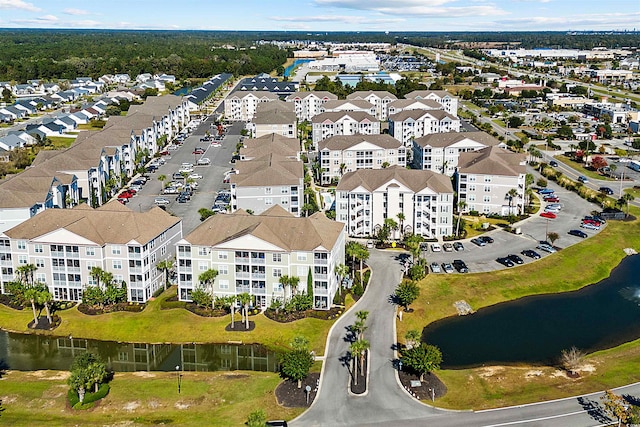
[292,249,640,427]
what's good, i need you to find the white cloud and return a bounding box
[64,8,90,16]
[0,0,41,12]
[312,0,507,17]
[497,12,640,30]
[271,14,404,25]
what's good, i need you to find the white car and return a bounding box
[188,173,203,180]
[154,197,170,205]
[178,167,194,173]
[181,162,194,168]
[197,157,211,165]
[431,243,442,252]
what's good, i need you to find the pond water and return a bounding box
[0,331,279,373]
[173,86,192,96]
[422,255,640,369]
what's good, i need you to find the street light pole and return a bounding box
[175,365,182,394]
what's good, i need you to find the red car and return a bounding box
[118,192,134,199]
[543,196,560,202]
[159,150,170,156]
[192,147,205,154]
[540,211,557,219]
[117,198,129,204]
[582,219,601,227]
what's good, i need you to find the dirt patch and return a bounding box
[524,370,543,379]
[222,373,249,380]
[132,371,156,378]
[123,401,140,411]
[578,363,596,373]
[274,373,320,408]
[147,400,160,409]
[174,402,190,410]
[27,371,69,381]
[478,366,504,379]
[398,371,447,401]
[224,321,255,332]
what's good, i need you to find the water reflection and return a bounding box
[0,331,279,373]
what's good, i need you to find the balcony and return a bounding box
[178,266,192,273]
[314,287,329,296]
[128,252,142,260]
[235,286,250,294]
[235,256,250,264]
[251,273,266,279]
[250,257,265,265]
[251,286,267,295]
[314,274,328,281]
[235,272,250,279]
[314,258,328,265]
[129,267,143,274]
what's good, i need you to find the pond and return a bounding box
[0,331,279,373]
[422,254,640,369]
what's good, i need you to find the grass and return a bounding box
[461,216,510,239]
[46,136,76,149]
[625,187,640,199]
[0,369,304,426]
[398,209,640,409]
[555,155,615,181]
[0,287,338,355]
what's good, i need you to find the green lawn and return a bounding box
[555,155,615,181]
[0,370,303,426]
[46,136,76,149]
[0,287,342,355]
[398,209,640,409]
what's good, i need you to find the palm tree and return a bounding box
[455,200,467,237]
[89,266,106,289]
[280,275,300,302]
[350,339,369,386]
[505,188,519,215]
[396,213,405,238]
[384,218,398,241]
[621,193,635,217]
[339,163,346,176]
[335,263,350,296]
[36,284,53,325]
[198,268,219,309]
[354,310,369,340]
[23,285,39,328]
[158,174,167,187]
[16,263,37,286]
[156,258,175,291]
[237,292,252,329]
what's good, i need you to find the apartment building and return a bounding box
[456,146,526,216]
[239,133,300,161]
[230,153,304,216]
[176,206,346,310]
[224,91,279,122]
[318,134,406,185]
[247,100,297,139]
[346,91,397,120]
[405,90,459,116]
[388,109,461,146]
[285,91,337,121]
[311,111,380,146]
[412,131,505,177]
[335,166,454,239]
[0,200,182,302]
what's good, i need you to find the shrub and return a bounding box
[68,382,110,410]
[352,282,364,297]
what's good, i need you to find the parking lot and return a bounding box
[118,116,243,235]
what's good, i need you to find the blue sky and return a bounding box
[0,0,638,32]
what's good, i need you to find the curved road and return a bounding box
[291,250,640,427]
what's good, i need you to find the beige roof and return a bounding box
[413,131,500,148]
[347,90,397,100]
[322,99,374,110]
[318,134,402,151]
[405,90,454,99]
[388,98,443,109]
[241,133,300,159]
[458,146,526,176]
[4,200,181,245]
[228,91,279,101]
[127,95,184,116]
[184,205,344,252]
[253,101,296,124]
[285,91,337,101]
[389,109,457,122]
[255,100,293,113]
[312,111,377,123]
[231,154,303,187]
[337,165,452,194]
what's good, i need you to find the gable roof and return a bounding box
[231,153,303,187]
[322,99,374,110]
[389,109,457,122]
[240,133,300,159]
[413,131,500,148]
[312,111,377,123]
[405,90,454,100]
[319,134,402,151]
[285,91,337,101]
[347,90,397,100]
[337,165,453,194]
[457,146,526,176]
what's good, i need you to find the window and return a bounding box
[265,198,273,205]
[484,176,492,183]
[483,195,491,203]
[273,268,282,278]
[34,244,43,253]
[160,246,166,256]
[484,186,491,193]
[219,280,229,290]
[36,273,45,282]
[111,246,121,255]
[218,251,228,260]
[85,247,95,256]
[297,266,306,276]
[265,187,272,195]
[36,259,45,268]
[112,260,122,270]
[272,253,281,262]
[297,253,307,261]
[18,255,27,265]
[17,241,26,250]
[198,247,208,256]
[218,265,228,275]
[199,262,209,272]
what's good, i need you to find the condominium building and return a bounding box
[388,109,461,146]
[176,206,346,310]
[318,134,406,185]
[456,146,526,216]
[239,133,300,161]
[285,91,338,121]
[404,90,459,116]
[412,131,505,177]
[0,200,182,302]
[346,91,397,120]
[319,99,376,117]
[247,100,297,139]
[311,111,380,146]
[335,166,454,238]
[224,91,279,122]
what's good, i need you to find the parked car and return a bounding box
[453,242,464,251]
[537,243,557,253]
[173,172,185,180]
[577,175,589,183]
[582,218,601,226]
[442,262,454,274]
[192,147,205,154]
[545,203,562,210]
[581,222,600,230]
[443,243,454,252]
[452,259,469,273]
[479,236,494,244]
[366,240,374,249]
[176,194,189,203]
[154,197,170,205]
[521,249,541,259]
[543,196,560,203]
[197,157,211,165]
[599,187,614,195]
[471,237,486,247]
[117,197,129,204]
[540,211,557,219]
[544,206,561,213]
[507,254,524,264]
[568,229,588,238]
[178,167,194,173]
[538,188,555,195]
[163,187,179,194]
[188,173,203,180]
[431,243,442,252]
[584,215,605,224]
[497,257,515,267]
[430,262,441,273]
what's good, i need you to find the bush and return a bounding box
[68,383,110,410]
[352,282,364,297]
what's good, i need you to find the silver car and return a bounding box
[430,262,441,273]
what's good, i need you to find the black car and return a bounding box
[452,259,469,273]
[507,254,524,264]
[521,249,541,259]
[453,242,464,251]
[176,195,189,203]
[471,238,486,247]
[549,160,559,167]
[479,236,494,244]
[599,187,614,195]
[568,229,588,238]
[496,257,515,267]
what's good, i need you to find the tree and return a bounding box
[601,390,630,427]
[455,200,467,237]
[198,207,216,221]
[67,353,108,403]
[279,349,314,388]
[23,285,40,328]
[246,409,267,427]
[508,116,524,128]
[190,286,212,308]
[591,156,608,171]
[404,234,422,263]
[547,232,559,246]
[16,263,37,286]
[158,174,167,187]
[290,335,310,352]
[405,330,421,349]
[505,188,519,215]
[620,193,635,217]
[560,346,585,376]
[237,292,252,329]
[280,275,300,302]
[36,284,53,325]
[156,258,175,291]
[335,263,350,296]
[307,266,313,302]
[198,268,218,309]
[394,280,420,311]
[401,344,443,381]
[350,339,369,386]
[384,218,398,241]
[397,212,406,237]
